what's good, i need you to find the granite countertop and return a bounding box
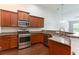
[48,37,70,46]
[30,30,79,38]
[0,30,79,38]
[48,38,71,48]
[0,32,17,36]
[30,31,43,33]
[42,30,79,38]
[67,34,79,38]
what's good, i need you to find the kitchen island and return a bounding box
[43,30,79,55]
[48,38,71,55]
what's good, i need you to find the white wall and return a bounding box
[58,4,79,32]
[0,4,59,33]
[71,38,79,55]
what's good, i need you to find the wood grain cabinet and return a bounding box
[9,35,18,49]
[17,10,29,20]
[0,37,3,50]
[10,12,17,27]
[31,33,45,44]
[0,9,18,27]
[0,9,44,28]
[0,35,18,51]
[29,15,44,28]
[0,36,10,50]
[48,39,71,55]
[1,10,11,27]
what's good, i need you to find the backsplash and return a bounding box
[1,27,43,33]
[1,27,18,33]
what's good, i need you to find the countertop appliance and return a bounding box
[18,30,31,49]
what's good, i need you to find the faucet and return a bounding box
[59,27,65,32]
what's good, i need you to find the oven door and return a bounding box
[19,36,30,43]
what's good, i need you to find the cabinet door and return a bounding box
[31,33,44,44]
[1,10,11,27]
[2,38,10,50]
[10,12,17,26]
[0,36,9,50]
[10,38,17,48]
[18,11,24,20]
[37,18,44,27]
[29,15,44,28]
[23,12,29,20]
[18,10,29,20]
[9,35,18,48]
[29,16,37,27]
[0,37,2,50]
[0,10,1,27]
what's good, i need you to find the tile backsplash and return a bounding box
[1,27,18,33]
[1,27,43,33]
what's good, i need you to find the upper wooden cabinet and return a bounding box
[29,15,44,28]
[10,12,17,27]
[0,9,44,28]
[17,10,29,20]
[1,10,11,27]
[0,9,18,27]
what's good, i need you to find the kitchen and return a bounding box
[0,4,79,55]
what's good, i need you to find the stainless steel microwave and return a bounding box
[18,20,29,28]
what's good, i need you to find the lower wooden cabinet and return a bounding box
[48,39,71,55]
[0,35,18,51]
[9,35,18,49]
[0,36,10,50]
[31,33,45,44]
[2,39,10,50]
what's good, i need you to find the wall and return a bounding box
[0,4,59,33]
[58,4,79,32]
[71,38,79,55]
[58,5,79,55]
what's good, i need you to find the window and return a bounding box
[69,21,79,34]
[73,23,79,34]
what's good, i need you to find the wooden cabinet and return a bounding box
[0,9,44,27]
[1,10,11,27]
[31,33,45,44]
[29,15,44,28]
[48,39,71,55]
[9,35,18,49]
[10,12,17,27]
[0,9,18,27]
[0,35,18,51]
[0,37,3,50]
[2,39,10,50]
[17,10,29,20]
[0,10,1,26]
[0,36,10,50]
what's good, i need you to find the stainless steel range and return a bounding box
[18,30,31,49]
[18,20,30,49]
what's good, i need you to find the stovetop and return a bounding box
[17,30,30,34]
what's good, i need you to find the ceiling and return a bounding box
[37,4,61,12]
[37,4,79,14]
[37,4,79,21]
